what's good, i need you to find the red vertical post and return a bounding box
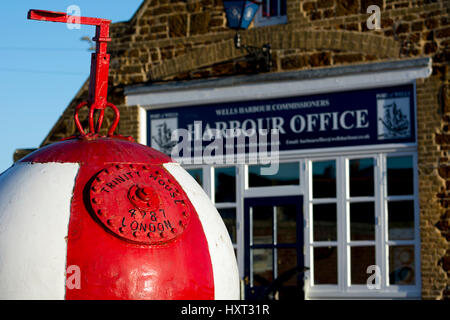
[28,9,118,136]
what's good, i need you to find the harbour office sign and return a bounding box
[147,84,415,158]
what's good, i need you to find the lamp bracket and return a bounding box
[234,32,272,73]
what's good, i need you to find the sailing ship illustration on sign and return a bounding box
[377,97,411,140]
[151,118,178,154]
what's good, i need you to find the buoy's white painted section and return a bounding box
[0,162,79,299]
[163,162,240,300]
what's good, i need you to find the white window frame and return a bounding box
[243,160,302,198]
[304,150,421,299]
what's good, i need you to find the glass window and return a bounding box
[313,160,336,198]
[277,248,297,286]
[351,246,375,285]
[276,205,297,244]
[218,208,237,244]
[280,0,286,15]
[256,0,287,27]
[248,162,299,187]
[350,202,375,241]
[387,156,414,195]
[388,201,415,240]
[253,248,273,286]
[248,200,301,298]
[389,246,415,285]
[313,203,337,242]
[186,168,203,187]
[252,205,273,245]
[313,247,338,285]
[214,167,236,203]
[349,158,374,197]
[308,153,418,297]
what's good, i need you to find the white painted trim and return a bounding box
[236,164,245,281]
[126,68,430,109]
[0,162,79,300]
[171,143,418,168]
[244,185,301,198]
[138,105,147,145]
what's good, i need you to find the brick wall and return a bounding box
[20,0,448,299]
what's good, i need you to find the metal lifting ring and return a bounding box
[74,101,120,137]
[106,102,120,136]
[74,101,88,136]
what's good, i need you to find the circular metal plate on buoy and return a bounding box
[89,164,191,245]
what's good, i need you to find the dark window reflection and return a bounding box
[262,0,268,17]
[186,168,203,188]
[277,248,298,286]
[387,156,413,196]
[270,0,279,16]
[350,202,375,241]
[262,0,287,18]
[313,160,336,198]
[388,201,415,240]
[280,0,287,15]
[253,248,273,286]
[313,247,338,285]
[351,246,375,284]
[313,203,337,242]
[389,246,415,285]
[276,205,297,244]
[218,208,237,244]
[252,206,273,245]
[349,158,374,197]
[215,167,236,203]
[248,162,299,187]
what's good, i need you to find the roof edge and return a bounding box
[125,57,432,96]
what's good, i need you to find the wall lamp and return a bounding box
[223,0,273,72]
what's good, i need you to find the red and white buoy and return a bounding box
[0,9,239,300]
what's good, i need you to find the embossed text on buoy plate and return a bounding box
[89,164,191,245]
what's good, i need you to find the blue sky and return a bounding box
[0,1,143,173]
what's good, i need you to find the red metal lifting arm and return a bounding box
[28,9,120,137]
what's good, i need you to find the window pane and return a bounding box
[186,168,203,188]
[388,201,415,240]
[218,208,237,244]
[262,0,268,17]
[248,162,299,187]
[349,158,374,197]
[276,204,297,244]
[313,247,338,285]
[253,248,273,286]
[389,246,415,285]
[351,246,375,284]
[215,167,236,202]
[277,248,298,286]
[313,160,336,198]
[387,156,413,195]
[270,0,279,16]
[252,205,273,244]
[350,202,375,241]
[280,0,287,16]
[313,203,337,242]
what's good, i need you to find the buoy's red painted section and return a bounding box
[20,138,215,300]
[20,138,173,166]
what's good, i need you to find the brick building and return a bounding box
[15,0,449,299]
